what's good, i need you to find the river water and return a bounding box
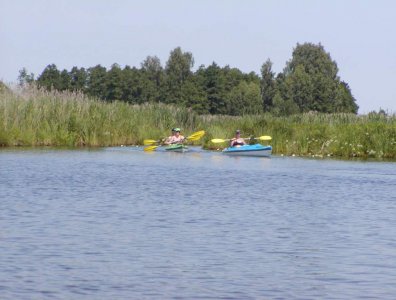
[1,147,395,299]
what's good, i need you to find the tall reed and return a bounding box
[0,86,202,147]
[1,86,395,159]
[201,112,396,159]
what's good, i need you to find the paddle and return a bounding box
[143,139,161,145]
[143,145,159,152]
[144,130,205,146]
[143,130,205,151]
[256,135,272,141]
[211,135,272,144]
[186,130,205,141]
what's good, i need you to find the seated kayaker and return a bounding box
[164,128,185,145]
[230,130,246,147]
[163,128,176,144]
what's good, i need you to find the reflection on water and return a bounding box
[1,147,396,299]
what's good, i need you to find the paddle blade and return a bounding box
[258,135,272,141]
[211,138,228,143]
[143,139,158,145]
[187,130,205,140]
[187,136,202,142]
[144,145,159,151]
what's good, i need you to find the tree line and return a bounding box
[18,43,359,115]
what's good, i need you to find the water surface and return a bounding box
[1,147,395,299]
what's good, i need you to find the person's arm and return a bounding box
[164,136,172,145]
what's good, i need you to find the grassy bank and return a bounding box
[201,113,396,159]
[0,87,202,147]
[1,87,395,159]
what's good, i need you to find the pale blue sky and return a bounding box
[1,0,395,113]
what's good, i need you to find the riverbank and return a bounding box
[1,87,395,159]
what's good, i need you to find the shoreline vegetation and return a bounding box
[20,44,359,116]
[1,86,395,160]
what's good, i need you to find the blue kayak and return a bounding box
[222,144,272,157]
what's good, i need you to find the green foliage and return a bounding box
[105,64,123,101]
[283,65,315,112]
[271,92,300,116]
[59,69,71,91]
[162,47,194,105]
[165,47,194,84]
[260,59,275,112]
[140,55,163,102]
[201,112,396,159]
[284,43,339,78]
[29,43,359,116]
[274,43,358,114]
[334,81,359,113]
[69,66,88,92]
[0,86,202,147]
[226,81,262,115]
[86,65,107,99]
[196,63,227,114]
[1,86,395,159]
[18,68,35,86]
[37,64,62,90]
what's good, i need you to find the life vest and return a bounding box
[231,138,245,146]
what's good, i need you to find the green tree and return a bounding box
[87,65,107,99]
[226,81,262,115]
[141,56,163,86]
[195,63,258,115]
[37,64,62,90]
[140,56,164,102]
[284,65,315,112]
[196,63,227,114]
[284,43,338,78]
[18,68,35,86]
[59,69,71,91]
[163,47,194,104]
[279,42,357,113]
[105,64,123,101]
[334,81,359,113]
[178,77,208,113]
[122,66,144,104]
[260,59,275,112]
[271,91,300,116]
[69,67,88,92]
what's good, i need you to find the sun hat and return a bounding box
[174,128,181,132]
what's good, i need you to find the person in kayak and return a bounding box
[230,130,246,147]
[164,128,185,144]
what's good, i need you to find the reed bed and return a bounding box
[1,86,395,159]
[0,86,202,147]
[201,113,396,159]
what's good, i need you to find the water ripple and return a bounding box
[1,148,396,299]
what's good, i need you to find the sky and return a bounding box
[1,0,395,114]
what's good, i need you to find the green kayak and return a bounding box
[164,144,188,152]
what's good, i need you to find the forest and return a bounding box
[18,42,359,116]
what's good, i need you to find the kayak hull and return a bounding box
[164,144,188,152]
[222,144,272,157]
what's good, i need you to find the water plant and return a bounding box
[1,86,395,159]
[0,86,202,147]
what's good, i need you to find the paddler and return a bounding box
[230,129,246,147]
[164,128,185,145]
